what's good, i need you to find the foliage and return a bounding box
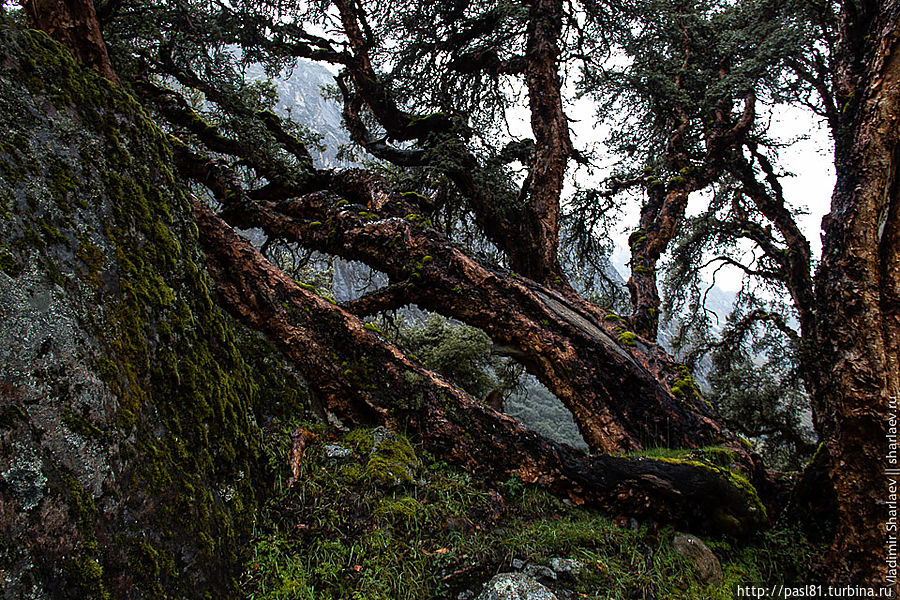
[662,192,817,469]
[380,313,521,401]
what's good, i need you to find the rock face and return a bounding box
[0,23,307,598]
[475,573,559,600]
[672,534,724,585]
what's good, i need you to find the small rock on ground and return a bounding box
[475,573,558,600]
[673,534,724,585]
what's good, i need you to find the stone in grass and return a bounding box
[673,534,724,585]
[523,563,556,580]
[324,444,353,461]
[475,573,558,600]
[548,558,584,575]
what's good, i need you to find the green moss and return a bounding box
[297,281,320,294]
[364,435,419,486]
[650,455,767,533]
[671,376,697,398]
[0,249,22,277]
[701,446,738,467]
[403,213,433,228]
[62,407,104,439]
[37,215,68,245]
[400,191,430,205]
[633,265,654,275]
[603,312,626,323]
[75,240,104,288]
[628,230,647,249]
[615,326,637,347]
[67,558,110,600]
[363,321,383,334]
[667,175,688,188]
[59,471,99,551]
[618,331,637,346]
[372,496,424,525]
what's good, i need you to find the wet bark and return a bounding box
[24,0,119,84]
[195,200,767,536]
[203,167,729,456]
[628,184,689,340]
[812,0,900,584]
[516,0,571,284]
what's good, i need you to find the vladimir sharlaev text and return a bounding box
[888,394,899,585]
[736,585,894,598]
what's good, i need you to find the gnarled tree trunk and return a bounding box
[813,0,900,584]
[24,0,119,84]
[195,200,768,536]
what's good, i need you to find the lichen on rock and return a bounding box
[0,21,312,598]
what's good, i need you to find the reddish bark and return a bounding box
[518,0,572,284]
[195,200,767,535]
[24,0,119,84]
[812,0,900,584]
[628,184,690,340]
[202,166,728,455]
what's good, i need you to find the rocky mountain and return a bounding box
[244,60,350,168]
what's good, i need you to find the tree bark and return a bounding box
[628,184,689,340]
[205,166,730,456]
[518,0,571,285]
[813,0,900,584]
[24,0,119,84]
[194,200,768,536]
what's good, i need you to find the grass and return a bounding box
[242,425,824,599]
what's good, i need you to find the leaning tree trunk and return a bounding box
[813,0,900,584]
[194,200,768,536]
[189,158,730,456]
[627,184,690,340]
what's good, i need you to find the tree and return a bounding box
[19,0,900,585]
[810,0,900,582]
[589,0,899,582]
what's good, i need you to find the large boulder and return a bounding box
[0,22,307,598]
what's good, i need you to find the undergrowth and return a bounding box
[242,424,824,599]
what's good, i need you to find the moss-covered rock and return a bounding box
[0,22,312,598]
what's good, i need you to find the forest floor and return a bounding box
[241,423,825,599]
